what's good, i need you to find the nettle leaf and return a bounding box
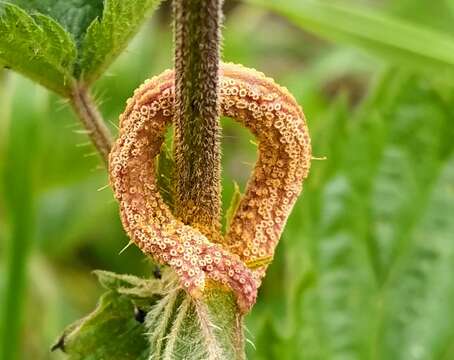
[1,0,162,94]
[56,292,150,360]
[94,270,166,301]
[366,74,449,280]
[146,285,243,360]
[6,0,103,46]
[54,271,165,360]
[0,2,76,95]
[390,156,454,360]
[57,269,244,360]
[250,68,454,360]
[79,0,162,83]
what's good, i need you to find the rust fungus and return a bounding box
[109,63,311,313]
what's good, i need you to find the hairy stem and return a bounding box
[172,1,245,357]
[70,85,113,164]
[172,0,223,239]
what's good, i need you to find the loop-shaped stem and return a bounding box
[109,63,311,313]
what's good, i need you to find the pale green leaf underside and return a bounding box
[147,285,243,360]
[59,292,150,360]
[248,0,454,74]
[79,0,162,83]
[54,271,163,360]
[57,270,244,360]
[0,2,76,95]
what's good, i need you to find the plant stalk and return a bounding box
[172,1,245,358]
[172,0,223,239]
[69,85,113,164]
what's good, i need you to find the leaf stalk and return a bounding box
[69,85,113,164]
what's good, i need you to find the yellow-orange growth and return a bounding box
[109,63,311,313]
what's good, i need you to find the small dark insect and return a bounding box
[152,266,162,279]
[134,307,147,323]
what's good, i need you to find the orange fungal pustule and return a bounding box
[109,63,311,313]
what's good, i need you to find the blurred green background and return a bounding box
[1,0,454,359]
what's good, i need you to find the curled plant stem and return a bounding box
[172,0,223,239]
[109,63,311,359]
[69,85,113,164]
[109,63,311,312]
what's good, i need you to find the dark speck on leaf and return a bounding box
[50,334,66,353]
[153,266,162,279]
[134,307,147,323]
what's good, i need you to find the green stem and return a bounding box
[172,0,223,239]
[172,1,246,358]
[69,85,113,164]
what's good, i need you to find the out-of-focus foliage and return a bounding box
[249,70,454,360]
[1,0,454,359]
[250,0,454,75]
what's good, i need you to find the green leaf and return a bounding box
[1,0,162,91]
[0,2,77,95]
[146,285,244,360]
[6,0,103,46]
[94,270,165,300]
[79,0,162,83]
[225,181,242,233]
[157,142,175,209]
[302,175,376,360]
[54,271,166,360]
[366,75,449,281]
[57,268,245,360]
[55,291,150,360]
[378,155,454,359]
[247,0,454,75]
[247,66,454,359]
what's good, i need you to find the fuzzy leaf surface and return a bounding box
[54,271,165,360]
[1,0,162,91]
[79,0,162,83]
[146,285,244,360]
[0,2,76,95]
[6,0,103,46]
